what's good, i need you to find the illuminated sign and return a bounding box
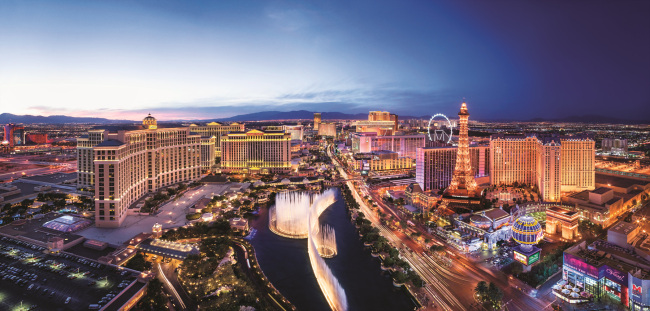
[528,251,540,265]
[514,251,527,264]
[633,284,642,295]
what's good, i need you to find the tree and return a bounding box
[487,282,503,308]
[474,281,488,298]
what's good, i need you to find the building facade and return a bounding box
[77,130,106,189]
[353,150,414,173]
[200,136,216,171]
[490,134,594,201]
[92,115,202,227]
[318,122,337,137]
[314,113,321,131]
[351,132,425,158]
[188,122,245,157]
[415,146,490,191]
[220,129,291,174]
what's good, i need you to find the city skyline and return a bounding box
[1,0,649,121]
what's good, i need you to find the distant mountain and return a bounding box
[0,113,134,124]
[526,114,649,124]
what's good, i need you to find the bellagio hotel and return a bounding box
[490,134,594,202]
[77,115,202,227]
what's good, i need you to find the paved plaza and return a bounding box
[79,183,250,245]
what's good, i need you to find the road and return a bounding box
[327,145,554,311]
[157,262,195,311]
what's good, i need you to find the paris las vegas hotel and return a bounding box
[78,114,290,227]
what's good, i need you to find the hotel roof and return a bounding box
[96,139,125,147]
[592,187,612,194]
[609,221,638,235]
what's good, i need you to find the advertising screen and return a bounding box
[528,251,540,265]
[514,251,527,265]
[563,253,599,279]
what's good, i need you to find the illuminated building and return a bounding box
[354,111,398,135]
[511,216,543,270]
[415,146,489,191]
[562,178,650,227]
[3,124,25,147]
[490,134,594,201]
[220,129,291,174]
[560,138,596,192]
[25,133,48,144]
[404,183,438,215]
[284,125,304,141]
[350,132,425,158]
[265,125,304,141]
[602,138,628,156]
[77,130,106,189]
[189,122,245,157]
[318,122,337,137]
[445,102,479,198]
[79,114,202,227]
[200,136,217,171]
[452,208,512,250]
[545,206,580,240]
[561,239,650,309]
[353,150,414,173]
[314,112,321,131]
[539,140,561,202]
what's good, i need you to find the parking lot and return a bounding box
[0,236,138,311]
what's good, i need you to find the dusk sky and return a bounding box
[1,0,648,121]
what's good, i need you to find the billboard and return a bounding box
[514,251,527,265]
[563,253,599,279]
[514,249,541,265]
[528,251,540,265]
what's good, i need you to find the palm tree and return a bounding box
[474,281,488,300]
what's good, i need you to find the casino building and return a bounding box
[220,129,292,174]
[78,115,202,227]
[562,226,650,310]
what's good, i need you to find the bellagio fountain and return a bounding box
[269,189,348,311]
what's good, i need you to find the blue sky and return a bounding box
[1,0,648,120]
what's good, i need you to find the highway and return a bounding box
[327,145,554,311]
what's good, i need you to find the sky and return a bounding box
[0,0,649,121]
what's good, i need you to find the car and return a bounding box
[48,290,55,297]
[65,297,71,304]
[27,284,34,290]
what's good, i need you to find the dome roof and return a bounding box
[143,113,158,129]
[512,216,543,245]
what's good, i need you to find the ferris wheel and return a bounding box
[427,113,453,144]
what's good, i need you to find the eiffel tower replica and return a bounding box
[444,102,481,205]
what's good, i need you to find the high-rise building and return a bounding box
[416,145,489,191]
[189,122,245,157]
[3,124,25,147]
[490,135,539,186]
[354,111,398,135]
[538,140,561,202]
[284,125,304,141]
[490,134,594,201]
[86,115,202,227]
[200,136,217,171]
[318,122,337,137]
[446,103,479,197]
[601,138,628,155]
[314,113,321,131]
[220,129,291,174]
[77,130,106,189]
[350,132,425,158]
[560,138,595,192]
